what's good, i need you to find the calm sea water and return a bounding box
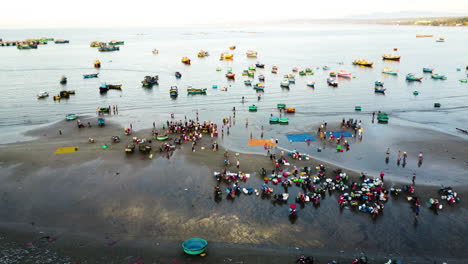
[0,24,468,143]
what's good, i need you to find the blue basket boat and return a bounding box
[182,238,208,255]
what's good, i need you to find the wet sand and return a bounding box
[0,117,467,263]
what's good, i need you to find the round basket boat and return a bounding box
[182,238,208,255]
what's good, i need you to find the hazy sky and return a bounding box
[1,0,467,28]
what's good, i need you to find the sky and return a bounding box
[1,0,467,28]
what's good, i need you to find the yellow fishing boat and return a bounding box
[229,46,236,50]
[182,57,191,65]
[382,54,401,61]
[198,50,209,57]
[94,60,101,68]
[220,53,234,60]
[416,34,433,38]
[352,59,374,67]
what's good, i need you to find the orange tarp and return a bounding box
[248,139,276,146]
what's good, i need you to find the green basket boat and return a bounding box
[279,117,289,124]
[182,238,208,255]
[249,105,257,112]
[156,135,169,141]
[277,104,286,109]
[269,117,279,123]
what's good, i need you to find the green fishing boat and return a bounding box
[108,40,124,45]
[279,117,289,124]
[277,104,286,109]
[377,113,389,123]
[355,106,362,111]
[249,105,257,112]
[269,117,279,123]
[187,88,207,94]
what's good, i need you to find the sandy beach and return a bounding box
[0,115,467,263]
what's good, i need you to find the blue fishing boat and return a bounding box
[99,84,109,93]
[182,238,208,255]
[98,118,105,127]
[254,83,264,91]
[280,79,290,88]
[269,116,280,123]
[66,114,77,120]
[244,80,252,86]
[431,74,447,80]
[375,81,384,86]
[83,73,99,79]
[423,67,434,73]
[406,73,422,81]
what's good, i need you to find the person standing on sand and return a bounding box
[397,150,401,161]
[59,130,62,135]
[380,171,385,182]
[412,173,416,185]
[236,159,240,169]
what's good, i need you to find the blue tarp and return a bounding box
[330,131,353,138]
[286,134,316,142]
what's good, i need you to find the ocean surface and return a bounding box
[0,24,467,145]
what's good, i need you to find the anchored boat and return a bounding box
[83,73,99,79]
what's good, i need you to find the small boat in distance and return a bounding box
[107,84,122,90]
[353,59,374,67]
[175,72,182,79]
[337,70,351,78]
[323,66,330,70]
[406,73,423,82]
[220,53,234,60]
[181,57,191,65]
[423,67,434,73]
[307,81,315,88]
[327,78,338,87]
[246,50,258,58]
[94,60,101,68]
[254,83,265,91]
[244,80,252,86]
[329,72,337,77]
[382,54,401,61]
[229,46,236,50]
[225,72,235,79]
[55,39,70,44]
[98,46,119,52]
[255,63,265,68]
[142,75,159,87]
[375,81,384,86]
[37,91,49,99]
[280,79,290,88]
[60,76,67,84]
[83,73,99,79]
[432,74,447,80]
[382,68,398,75]
[152,49,159,54]
[108,40,124,45]
[198,50,209,57]
[170,86,178,97]
[436,37,445,42]
[375,87,386,93]
[258,75,265,81]
[187,88,207,94]
[416,34,433,38]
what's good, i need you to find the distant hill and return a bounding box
[373,16,468,26]
[345,11,467,20]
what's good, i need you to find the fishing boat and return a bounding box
[382,54,401,61]
[142,75,159,87]
[220,53,234,60]
[353,59,374,67]
[307,81,315,87]
[198,50,209,57]
[305,68,313,74]
[279,117,289,124]
[434,103,441,108]
[55,39,69,44]
[299,71,306,76]
[355,106,362,111]
[246,50,257,58]
[375,81,384,86]
[247,71,255,78]
[255,63,265,68]
[182,238,208,255]
[254,83,264,91]
[323,66,330,70]
[99,84,109,93]
[374,87,386,93]
[182,57,191,65]
[327,78,338,87]
[286,108,295,113]
[216,67,222,72]
[406,73,423,81]
[83,73,99,79]
[338,70,351,78]
[460,79,468,83]
[212,84,218,89]
[225,72,235,79]
[98,46,119,52]
[436,37,445,42]
[244,80,252,86]
[94,60,101,68]
[249,105,258,112]
[329,72,337,77]
[60,76,67,84]
[175,72,182,78]
[17,45,31,50]
[37,91,49,99]
[258,75,265,81]
[423,67,434,73]
[431,74,447,80]
[269,116,280,123]
[229,46,236,50]
[170,86,178,97]
[152,49,159,54]
[108,40,124,45]
[377,112,389,123]
[187,88,207,94]
[90,41,105,47]
[288,77,295,83]
[277,104,286,109]
[413,91,419,95]
[280,80,290,88]
[271,69,278,74]
[416,34,433,38]
[66,114,77,120]
[107,84,122,90]
[53,95,61,101]
[382,68,398,75]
